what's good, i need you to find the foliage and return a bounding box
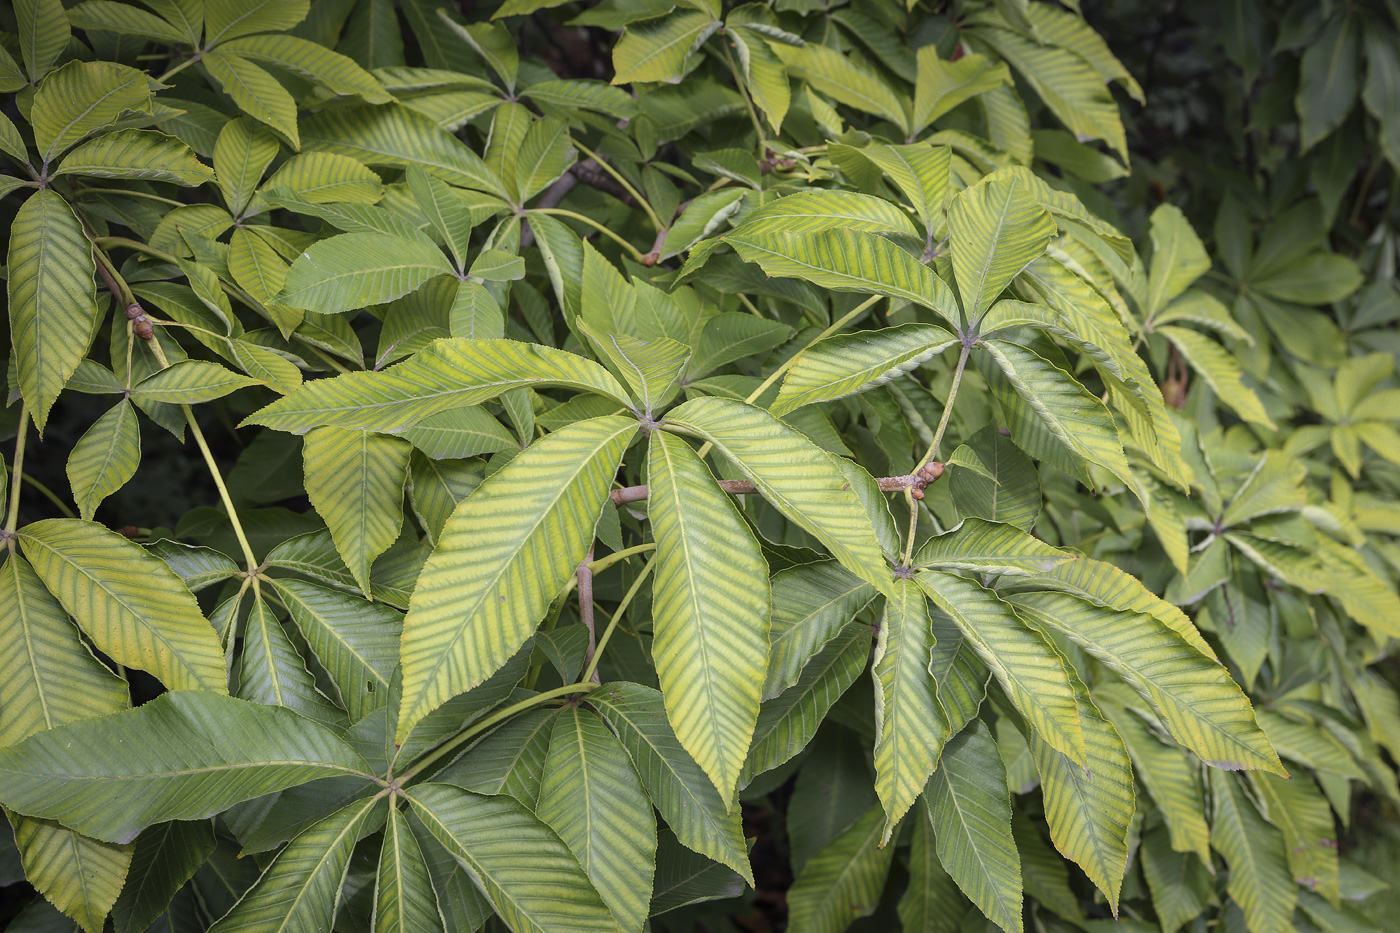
[0,1,1396,932]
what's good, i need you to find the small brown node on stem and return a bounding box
[126,302,156,339]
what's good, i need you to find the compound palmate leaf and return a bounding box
[0,692,374,844]
[396,415,636,742]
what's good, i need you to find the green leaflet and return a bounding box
[1097,698,1210,865]
[374,804,445,933]
[764,561,875,701]
[915,517,1074,576]
[1157,325,1275,429]
[10,817,131,933]
[917,569,1085,766]
[898,810,968,933]
[396,415,636,742]
[237,595,347,729]
[66,400,141,521]
[246,337,631,433]
[302,427,411,594]
[741,622,870,786]
[203,50,301,148]
[279,233,454,313]
[725,228,959,327]
[981,338,1141,501]
[0,692,373,844]
[612,9,719,85]
[535,708,657,933]
[31,61,151,161]
[1028,672,1135,912]
[55,129,214,185]
[207,796,380,933]
[8,190,102,431]
[872,577,947,839]
[664,397,893,596]
[772,324,957,416]
[590,682,752,884]
[1007,589,1283,774]
[926,719,1023,933]
[20,519,226,694]
[270,577,401,722]
[648,431,770,800]
[1209,769,1297,933]
[949,168,1057,324]
[406,783,619,933]
[111,820,215,933]
[132,359,261,404]
[785,803,896,933]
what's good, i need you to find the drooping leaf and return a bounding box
[664,397,893,596]
[764,562,876,701]
[0,692,374,844]
[373,804,445,933]
[917,569,1085,766]
[246,338,631,434]
[648,430,770,800]
[872,577,947,839]
[111,820,216,933]
[396,416,636,742]
[203,51,302,148]
[131,360,261,404]
[740,622,869,786]
[269,577,400,722]
[302,428,411,594]
[535,708,657,933]
[772,324,957,416]
[1007,589,1283,774]
[280,234,452,314]
[1028,674,1134,913]
[785,803,896,933]
[406,783,619,933]
[207,796,380,933]
[8,190,101,432]
[926,719,1023,933]
[66,401,141,522]
[20,519,226,694]
[237,596,347,729]
[1208,769,1297,933]
[591,682,752,884]
[612,9,719,85]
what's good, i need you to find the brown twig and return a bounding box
[608,464,945,507]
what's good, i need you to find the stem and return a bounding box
[74,188,186,208]
[736,293,764,317]
[398,682,599,782]
[580,557,656,685]
[144,338,259,572]
[901,342,971,566]
[22,474,76,519]
[587,542,656,574]
[720,37,767,148]
[158,54,199,82]
[529,209,645,262]
[4,406,29,535]
[745,296,883,406]
[570,141,665,232]
[578,548,599,684]
[92,236,178,264]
